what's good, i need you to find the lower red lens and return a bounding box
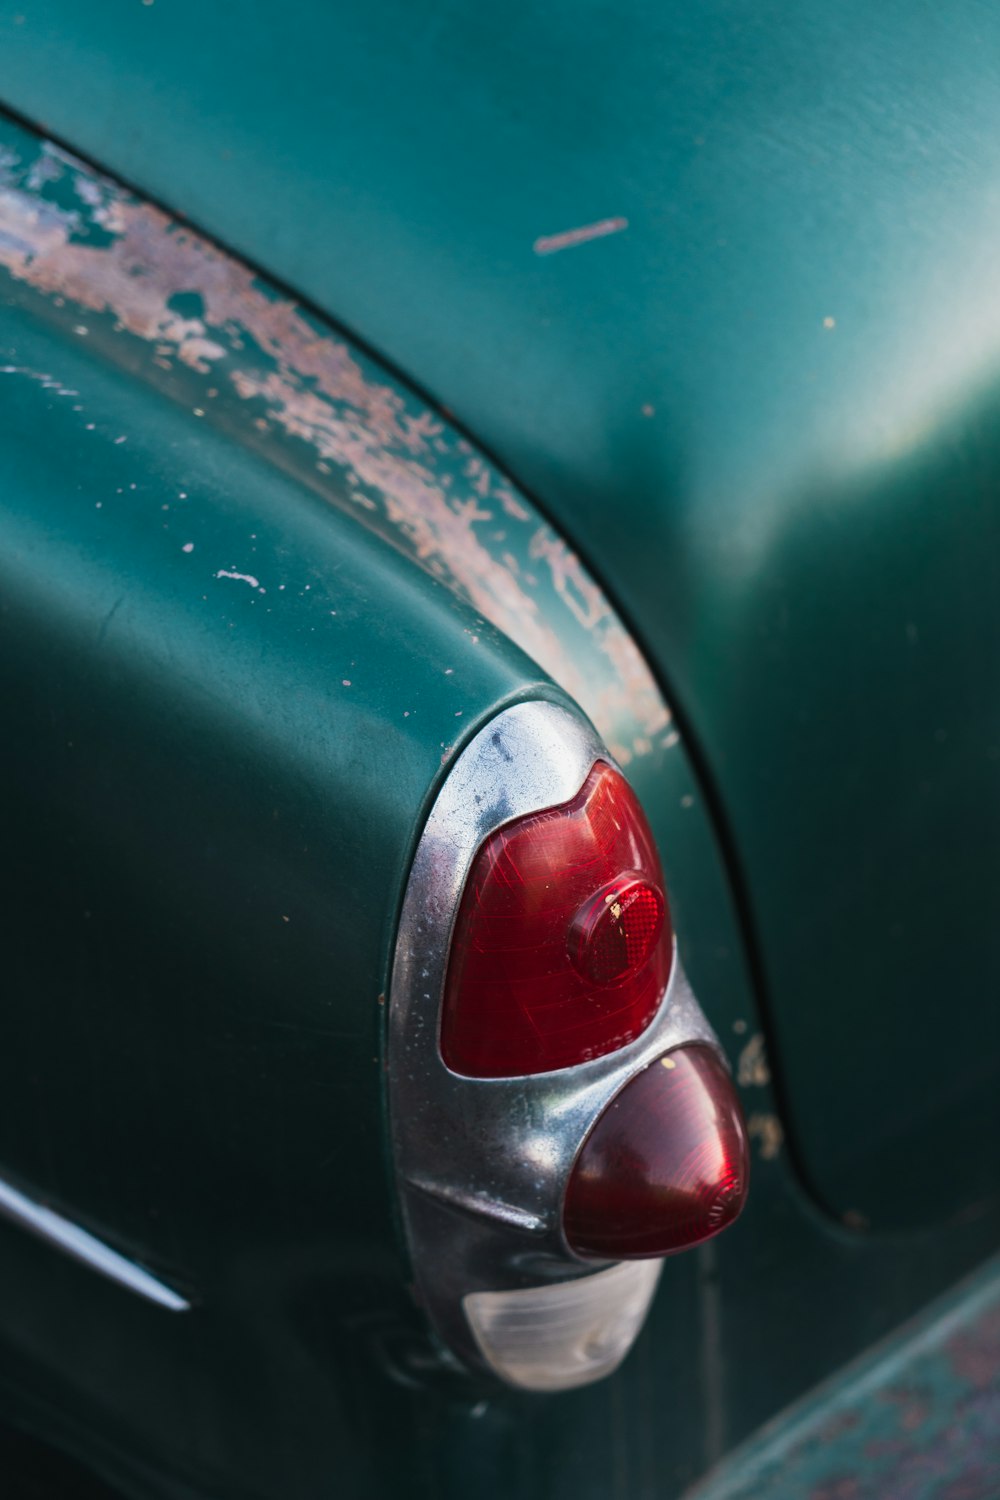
[563,1045,749,1259]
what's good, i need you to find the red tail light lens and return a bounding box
[440,762,673,1077]
[563,1045,749,1259]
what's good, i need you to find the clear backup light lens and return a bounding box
[563,1045,750,1259]
[440,762,673,1077]
[463,1260,663,1391]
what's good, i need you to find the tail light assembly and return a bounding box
[388,701,748,1392]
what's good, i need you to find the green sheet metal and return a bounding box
[0,94,998,1500]
[3,0,999,1232]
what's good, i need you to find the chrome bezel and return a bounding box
[387,699,722,1384]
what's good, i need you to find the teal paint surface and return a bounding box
[0,125,667,774]
[2,0,999,1233]
[0,88,998,1500]
[0,127,554,1495]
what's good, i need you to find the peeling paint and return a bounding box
[0,135,669,763]
[215,570,260,589]
[737,1033,770,1088]
[747,1112,784,1160]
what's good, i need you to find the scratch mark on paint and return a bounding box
[215,569,260,588]
[96,594,125,646]
[533,217,629,256]
[0,364,79,397]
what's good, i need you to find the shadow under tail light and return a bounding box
[388,701,748,1392]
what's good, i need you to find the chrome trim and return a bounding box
[388,700,724,1386]
[407,1179,546,1235]
[0,1177,190,1312]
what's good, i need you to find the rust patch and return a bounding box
[0,143,668,763]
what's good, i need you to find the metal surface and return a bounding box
[5,0,998,1232]
[0,144,582,1497]
[389,700,722,1383]
[0,1179,189,1314]
[687,1253,1000,1500]
[0,124,665,772]
[0,103,789,1500]
[0,77,997,1500]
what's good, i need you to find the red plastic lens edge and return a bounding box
[440,762,673,1078]
[563,1044,750,1259]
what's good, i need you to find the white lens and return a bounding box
[463,1259,662,1392]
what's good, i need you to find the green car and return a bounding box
[1,2,999,1496]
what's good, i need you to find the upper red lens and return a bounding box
[440,762,673,1077]
[563,1044,749,1259]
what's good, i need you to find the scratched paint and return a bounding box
[215,570,261,589]
[686,1254,1000,1499]
[0,133,667,765]
[533,217,629,255]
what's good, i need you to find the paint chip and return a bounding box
[215,569,259,588]
[182,542,194,553]
[737,1033,770,1088]
[823,316,836,329]
[533,217,629,256]
[748,1112,784,1160]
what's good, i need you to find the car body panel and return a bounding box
[3,0,1000,1234]
[0,162,553,1493]
[1,106,999,1498]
